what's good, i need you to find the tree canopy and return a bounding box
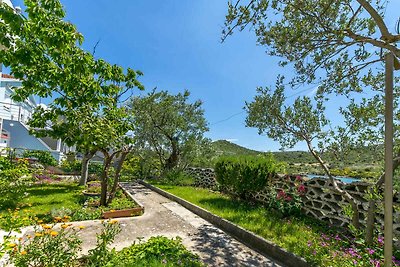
[128,89,210,171]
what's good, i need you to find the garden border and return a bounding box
[139,180,309,267]
[118,182,146,211]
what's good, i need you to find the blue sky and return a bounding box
[10,0,400,152]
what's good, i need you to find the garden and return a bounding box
[0,151,206,267]
[1,0,400,266]
[149,155,400,267]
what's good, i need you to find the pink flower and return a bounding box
[277,190,286,200]
[297,184,306,195]
[296,175,303,182]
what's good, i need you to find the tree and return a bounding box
[0,0,144,205]
[128,89,209,172]
[224,0,400,244]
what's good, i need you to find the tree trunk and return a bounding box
[306,140,361,229]
[79,150,96,186]
[100,153,113,206]
[365,155,400,244]
[107,151,129,205]
[165,139,179,170]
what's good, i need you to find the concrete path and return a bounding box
[7,183,284,267]
[119,183,283,267]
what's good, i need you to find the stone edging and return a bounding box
[119,182,146,211]
[139,180,309,267]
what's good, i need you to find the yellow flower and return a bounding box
[27,235,32,239]
[8,243,17,248]
[42,224,51,229]
[50,231,58,237]
[108,220,118,224]
[34,233,43,237]
[110,210,116,212]
[54,216,62,222]
[18,237,23,241]
[61,224,69,229]
[37,219,43,224]
[63,215,70,219]
[20,250,27,255]
[78,225,85,229]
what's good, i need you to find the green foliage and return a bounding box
[9,224,82,267]
[60,160,82,173]
[0,156,13,170]
[212,140,261,157]
[70,208,102,222]
[86,220,121,267]
[157,185,400,267]
[214,154,282,198]
[22,150,57,166]
[88,162,103,175]
[121,155,141,179]
[160,169,195,186]
[106,194,137,211]
[107,236,204,267]
[0,159,32,208]
[128,89,209,171]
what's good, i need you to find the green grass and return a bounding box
[154,185,343,265]
[20,183,84,215]
[0,182,139,230]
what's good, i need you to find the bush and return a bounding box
[0,159,32,208]
[107,236,204,267]
[60,160,82,173]
[9,224,82,267]
[22,150,57,166]
[161,169,194,186]
[214,154,283,198]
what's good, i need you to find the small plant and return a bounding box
[106,196,136,211]
[86,220,121,267]
[85,181,101,194]
[8,224,82,267]
[0,208,35,232]
[107,236,204,267]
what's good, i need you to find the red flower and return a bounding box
[297,184,306,195]
[277,190,286,200]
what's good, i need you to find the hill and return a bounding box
[212,140,314,163]
[212,140,261,156]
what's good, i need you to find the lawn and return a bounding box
[0,182,138,230]
[154,184,395,267]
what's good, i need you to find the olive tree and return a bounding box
[128,89,209,173]
[224,0,400,243]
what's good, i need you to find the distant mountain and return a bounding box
[211,140,382,165]
[212,140,262,156]
[212,140,313,163]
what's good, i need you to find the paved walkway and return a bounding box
[119,183,283,266]
[5,183,284,267]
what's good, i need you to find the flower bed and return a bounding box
[0,181,142,231]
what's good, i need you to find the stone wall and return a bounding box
[186,167,400,238]
[186,167,217,189]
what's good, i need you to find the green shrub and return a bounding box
[0,156,13,171]
[86,220,121,267]
[0,159,32,208]
[9,224,82,267]
[88,162,103,175]
[22,150,57,166]
[60,160,82,173]
[214,154,282,198]
[161,169,194,186]
[107,236,204,267]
